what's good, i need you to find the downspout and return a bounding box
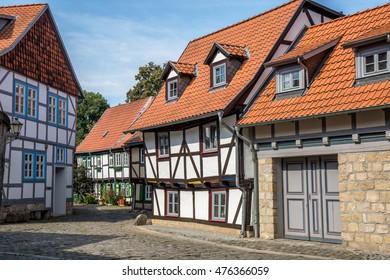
[218,111,247,238]
[298,57,309,89]
[234,125,259,238]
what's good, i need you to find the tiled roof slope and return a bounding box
[76,97,152,154]
[172,62,196,76]
[0,4,82,96]
[129,0,303,131]
[239,2,390,126]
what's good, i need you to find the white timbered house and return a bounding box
[238,3,390,252]
[128,0,341,236]
[76,97,153,209]
[0,4,82,220]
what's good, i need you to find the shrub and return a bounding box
[83,194,97,204]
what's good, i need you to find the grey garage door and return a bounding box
[283,156,341,243]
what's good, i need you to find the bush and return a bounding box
[83,194,97,204]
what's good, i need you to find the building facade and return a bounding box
[239,3,390,252]
[76,97,153,209]
[0,4,82,220]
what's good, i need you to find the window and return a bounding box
[48,94,68,127]
[168,80,178,100]
[203,123,218,152]
[213,64,226,86]
[158,132,169,157]
[359,46,390,77]
[212,191,226,221]
[278,67,304,92]
[145,185,152,201]
[109,154,114,167]
[55,146,66,164]
[115,153,122,167]
[14,81,38,119]
[140,148,145,165]
[86,156,92,169]
[167,191,179,217]
[23,151,46,181]
[122,152,129,166]
[96,155,102,170]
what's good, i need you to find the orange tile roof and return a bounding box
[239,2,390,126]
[76,97,153,154]
[129,0,304,131]
[0,4,46,53]
[219,43,248,58]
[171,62,196,76]
[343,23,390,48]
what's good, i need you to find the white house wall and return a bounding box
[194,191,209,220]
[180,190,193,218]
[227,189,242,225]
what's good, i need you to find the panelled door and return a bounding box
[283,156,341,243]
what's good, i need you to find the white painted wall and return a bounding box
[212,51,227,64]
[186,127,200,152]
[227,189,242,224]
[170,131,183,154]
[155,188,165,216]
[202,156,219,178]
[194,191,209,220]
[158,161,170,179]
[180,191,193,218]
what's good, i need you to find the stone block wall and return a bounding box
[258,158,281,239]
[339,151,390,253]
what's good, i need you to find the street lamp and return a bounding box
[6,117,23,143]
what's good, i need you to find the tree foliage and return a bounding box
[76,90,110,145]
[73,165,94,200]
[126,62,164,102]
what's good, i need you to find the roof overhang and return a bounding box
[342,33,390,49]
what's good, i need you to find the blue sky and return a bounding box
[1,0,389,106]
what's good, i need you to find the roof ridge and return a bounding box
[189,0,300,44]
[110,96,151,109]
[0,3,46,9]
[305,1,390,31]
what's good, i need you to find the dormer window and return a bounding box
[277,66,304,93]
[213,64,226,86]
[359,46,389,78]
[168,80,178,100]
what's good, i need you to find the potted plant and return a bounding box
[118,196,125,207]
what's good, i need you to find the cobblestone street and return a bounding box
[0,204,389,260]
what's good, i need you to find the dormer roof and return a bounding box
[239,2,390,126]
[161,61,197,80]
[342,23,390,49]
[204,42,249,65]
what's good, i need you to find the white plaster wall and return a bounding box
[36,143,45,151]
[46,165,52,187]
[24,140,34,150]
[39,83,47,104]
[38,123,46,140]
[147,155,157,179]
[123,168,129,178]
[45,190,52,207]
[255,125,272,139]
[284,12,311,41]
[47,145,53,163]
[221,146,236,175]
[8,188,22,199]
[180,191,193,218]
[57,129,67,145]
[212,51,227,64]
[132,148,139,161]
[67,149,73,165]
[11,138,22,148]
[35,183,44,198]
[327,114,351,131]
[186,155,200,180]
[167,69,178,79]
[186,127,200,152]
[66,188,72,199]
[195,191,209,220]
[308,9,322,24]
[0,94,12,113]
[68,115,76,130]
[9,150,22,184]
[155,188,165,216]
[0,68,13,93]
[170,130,183,154]
[158,161,170,179]
[103,166,109,179]
[275,122,295,137]
[299,118,322,134]
[26,121,37,139]
[23,183,33,199]
[144,132,155,152]
[69,96,76,115]
[3,162,8,184]
[203,156,218,177]
[15,73,26,82]
[220,115,235,145]
[171,156,185,179]
[66,166,72,186]
[227,189,242,224]
[356,110,385,129]
[48,126,57,142]
[27,78,38,87]
[102,154,108,165]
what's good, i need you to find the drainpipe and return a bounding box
[234,126,259,238]
[218,112,247,238]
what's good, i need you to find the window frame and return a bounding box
[357,45,390,78]
[23,151,46,182]
[109,154,114,167]
[166,190,179,217]
[122,152,129,167]
[277,66,304,93]
[157,132,169,158]
[115,153,122,167]
[55,146,66,164]
[48,93,68,127]
[140,147,145,165]
[95,155,102,171]
[213,63,227,87]
[145,185,152,201]
[167,79,178,100]
[211,190,227,222]
[14,81,38,120]
[202,122,218,153]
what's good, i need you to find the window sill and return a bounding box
[202,149,218,155]
[274,88,305,100]
[210,219,226,223]
[209,83,228,92]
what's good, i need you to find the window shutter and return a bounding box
[139,184,145,202]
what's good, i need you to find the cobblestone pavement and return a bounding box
[0,204,389,260]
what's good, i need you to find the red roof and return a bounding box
[129,0,304,131]
[239,2,390,126]
[76,97,153,153]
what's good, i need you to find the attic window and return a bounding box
[168,80,178,100]
[102,130,109,137]
[277,66,304,93]
[0,14,15,32]
[213,64,226,86]
[358,45,390,78]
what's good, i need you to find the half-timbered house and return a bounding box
[0,4,82,220]
[76,97,153,209]
[238,3,390,252]
[128,0,341,236]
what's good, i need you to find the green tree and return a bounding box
[73,164,94,202]
[126,62,164,102]
[76,90,110,145]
